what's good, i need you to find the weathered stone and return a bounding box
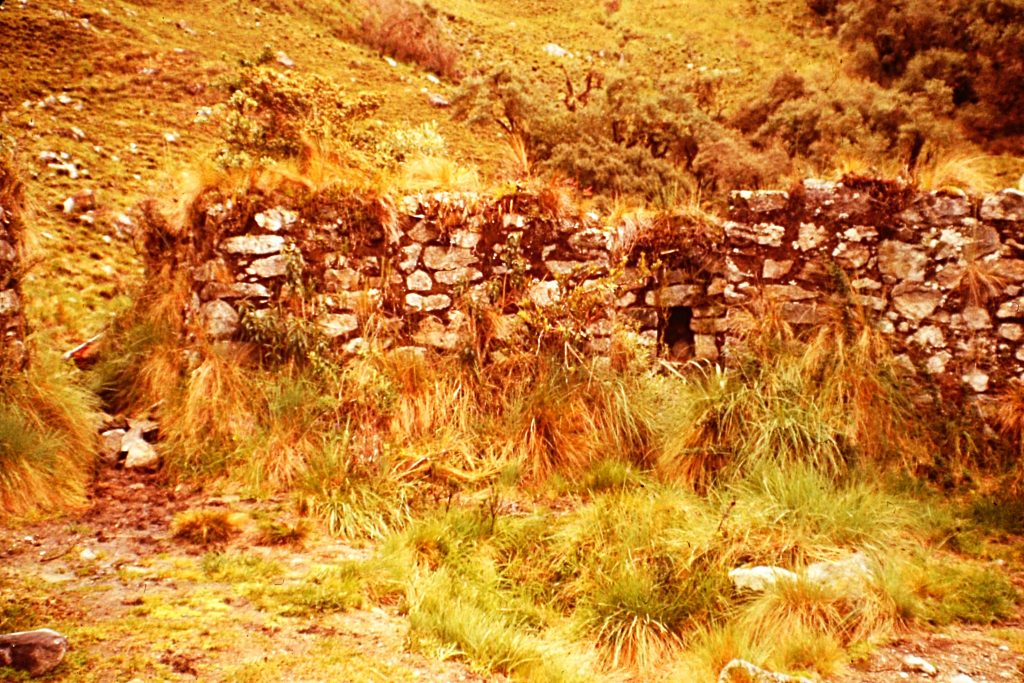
[725,257,754,283]
[962,368,990,393]
[724,221,786,248]
[407,221,440,243]
[996,297,1024,319]
[493,314,526,341]
[0,629,69,676]
[434,267,483,285]
[796,222,827,251]
[892,286,942,321]
[0,239,16,262]
[528,281,560,307]
[805,553,872,595]
[450,230,481,249]
[935,263,965,289]
[834,243,871,269]
[803,179,872,220]
[406,270,433,292]
[781,302,825,324]
[763,284,817,301]
[420,246,476,274]
[992,259,1024,282]
[200,282,270,301]
[851,278,881,290]
[405,293,451,312]
[900,191,971,225]
[253,207,297,232]
[644,284,702,307]
[568,228,612,253]
[878,240,928,282]
[694,334,719,360]
[842,225,878,242]
[718,659,812,683]
[199,300,239,340]
[99,429,125,464]
[910,325,945,348]
[194,258,229,283]
[998,323,1023,341]
[124,438,160,470]
[615,291,636,308]
[325,268,361,291]
[980,188,1024,221]
[0,290,20,315]
[246,254,289,278]
[927,351,952,374]
[762,259,793,279]
[962,305,992,330]
[729,189,789,214]
[901,655,937,676]
[852,294,886,311]
[220,234,285,255]
[546,260,587,277]
[318,313,359,338]
[413,316,467,350]
[728,566,798,592]
[398,243,422,272]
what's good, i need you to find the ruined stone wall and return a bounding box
[724,180,1024,395]
[0,198,26,372]
[183,180,1024,398]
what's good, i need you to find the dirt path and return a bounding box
[0,463,493,682]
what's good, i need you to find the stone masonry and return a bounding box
[0,195,26,372]
[182,179,1024,399]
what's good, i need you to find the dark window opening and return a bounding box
[662,306,694,360]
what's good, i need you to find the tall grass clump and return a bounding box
[0,350,98,516]
[357,0,461,79]
[656,300,932,488]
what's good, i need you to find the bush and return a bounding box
[358,0,460,79]
[812,0,1024,142]
[213,66,381,168]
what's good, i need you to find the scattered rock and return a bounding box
[728,566,798,592]
[718,659,813,683]
[901,654,938,676]
[0,629,69,677]
[427,92,450,108]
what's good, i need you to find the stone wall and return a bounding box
[0,196,26,372]
[181,179,1024,398]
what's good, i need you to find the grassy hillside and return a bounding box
[3,0,1021,341]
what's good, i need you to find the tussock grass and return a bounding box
[172,509,243,545]
[0,352,97,516]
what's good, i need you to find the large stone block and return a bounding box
[980,188,1024,221]
[878,240,927,282]
[220,234,286,255]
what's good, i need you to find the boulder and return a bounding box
[0,629,68,677]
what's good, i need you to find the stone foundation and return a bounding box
[178,179,1024,399]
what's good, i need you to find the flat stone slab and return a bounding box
[0,629,69,677]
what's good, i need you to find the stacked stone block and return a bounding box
[185,181,1024,399]
[0,198,25,372]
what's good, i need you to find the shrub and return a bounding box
[212,66,381,168]
[358,0,461,79]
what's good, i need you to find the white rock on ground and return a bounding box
[718,659,814,683]
[901,654,938,676]
[728,566,799,591]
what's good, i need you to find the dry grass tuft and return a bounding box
[172,509,243,545]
